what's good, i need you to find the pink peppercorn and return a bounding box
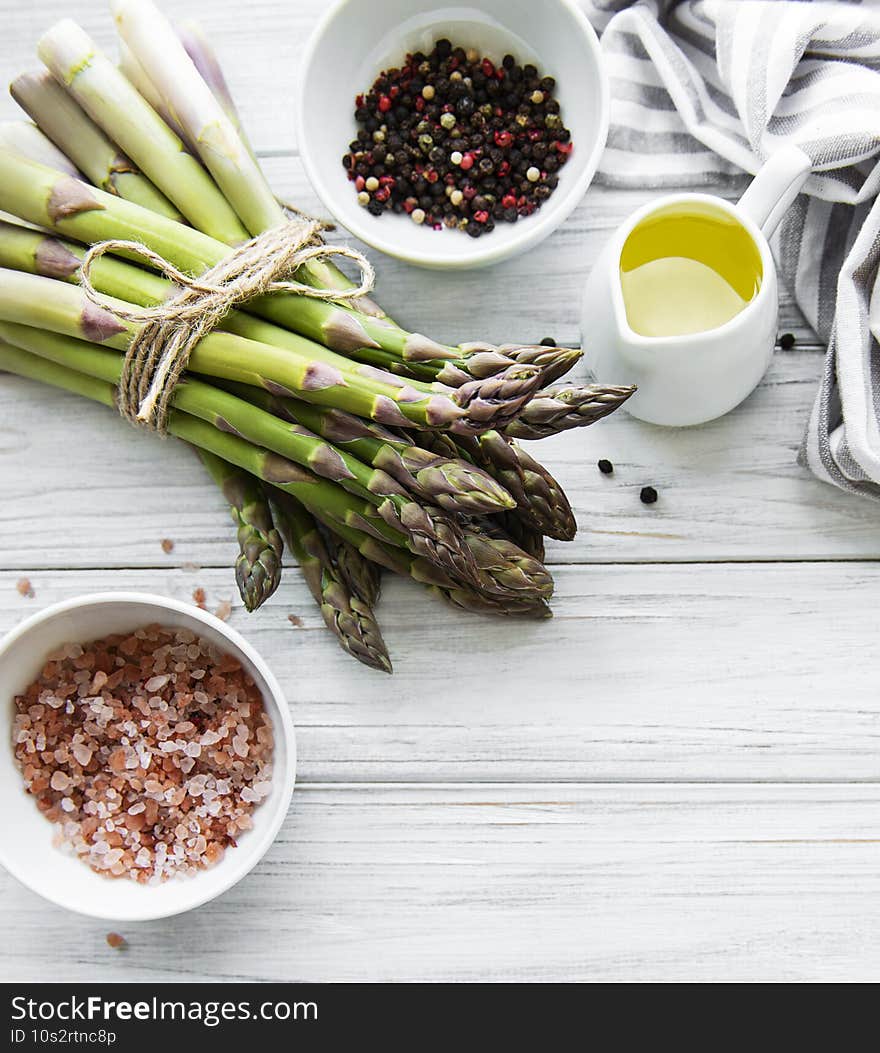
[374,187,390,203]
[494,130,513,148]
[474,210,489,224]
[355,175,365,191]
[378,95,392,113]
[481,58,495,77]
[459,153,474,171]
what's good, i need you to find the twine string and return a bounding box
[78,218,375,434]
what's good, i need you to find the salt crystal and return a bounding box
[50,771,71,792]
[144,674,169,692]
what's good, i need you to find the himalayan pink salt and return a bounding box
[12,624,273,883]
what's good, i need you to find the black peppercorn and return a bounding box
[598,459,614,475]
[779,333,796,350]
[640,486,658,505]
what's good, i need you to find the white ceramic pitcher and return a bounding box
[580,145,812,426]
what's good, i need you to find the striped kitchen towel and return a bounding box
[581,0,880,498]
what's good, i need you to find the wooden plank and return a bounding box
[1,783,878,982]
[3,564,880,783]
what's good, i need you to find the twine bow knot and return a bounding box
[78,217,375,434]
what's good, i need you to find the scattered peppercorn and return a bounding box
[343,39,572,237]
[779,332,796,350]
[598,459,614,475]
[540,336,557,346]
[640,486,658,505]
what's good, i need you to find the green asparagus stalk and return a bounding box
[503,383,636,440]
[0,264,537,436]
[196,447,284,611]
[117,40,197,153]
[269,490,392,673]
[0,314,481,584]
[37,19,248,244]
[10,70,184,222]
[0,119,79,176]
[0,150,544,427]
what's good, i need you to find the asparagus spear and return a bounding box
[38,20,248,244]
[218,381,516,515]
[485,512,546,564]
[340,340,581,387]
[196,447,284,611]
[451,430,577,541]
[0,265,538,436]
[323,525,384,609]
[10,70,184,222]
[175,19,252,149]
[321,515,552,618]
[118,40,197,153]
[0,119,80,176]
[503,383,636,440]
[0,149,544,425]
[269,490,392,673]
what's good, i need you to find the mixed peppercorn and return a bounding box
[342,39,573,238]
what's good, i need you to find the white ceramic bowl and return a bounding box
[297,0,609,269]
[0,593,295,922]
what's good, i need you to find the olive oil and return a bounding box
[619,202,762,338]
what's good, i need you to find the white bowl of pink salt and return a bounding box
[0,592,295,921]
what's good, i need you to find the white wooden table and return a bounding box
[2,0,879,983]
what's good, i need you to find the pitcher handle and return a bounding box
[738,145,812,238]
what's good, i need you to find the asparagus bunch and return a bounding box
[0,0,634,671]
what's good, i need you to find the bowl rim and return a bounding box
[0,590,296,921]
[296,0,610,270]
